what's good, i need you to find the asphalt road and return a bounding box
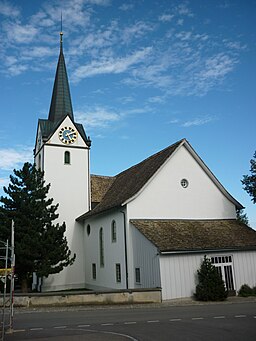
[4,300,256,340]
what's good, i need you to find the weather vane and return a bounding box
[60,11,63,46]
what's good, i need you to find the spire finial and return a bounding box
[60,12,63,50]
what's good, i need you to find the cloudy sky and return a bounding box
[0,0,255,227]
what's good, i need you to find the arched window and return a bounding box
[64,151,71,164]
[111,220,117,243]
[99,228,104,267]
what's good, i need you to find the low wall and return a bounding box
[10,288,162,307]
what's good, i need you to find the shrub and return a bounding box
[195,256,228,301]
[238,284,255,297]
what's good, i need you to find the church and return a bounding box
[34,33,256,300]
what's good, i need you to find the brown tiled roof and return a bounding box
[131,219,256,252]
[91,175,115,204]
[77,139,184,220]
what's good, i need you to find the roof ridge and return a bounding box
[116,138,185,177]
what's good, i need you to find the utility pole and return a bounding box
[0,220,15,340]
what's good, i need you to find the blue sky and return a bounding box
[0,0,255,227]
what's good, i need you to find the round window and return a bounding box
[180,179,189,188]
[87,224,91,236]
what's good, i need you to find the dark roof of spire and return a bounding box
[35,33,91,148]
[48,35,74,123]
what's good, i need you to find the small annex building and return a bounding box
[34,33,256,300]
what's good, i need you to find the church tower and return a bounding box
[34,31,91,291]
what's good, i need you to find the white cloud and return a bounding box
[158,14,174,22]
[0,147,33,171]
[121,21,155,43]
[0,1,20,17]
[21,46,56,59]
[72,47,152,82]
[75,107,120,128]
[119,3,134,11]
[176,3,194,17]
[5,64,28,76]
[182,116,215,127]
[148,96,166,104]
[3,22,38,44]
[199,53,237,79]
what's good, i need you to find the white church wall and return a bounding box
[232,250,256,290]
[160,250,256,300]
[130,223,161,289]
[160,253,201,300]
[41,140,90,291]
[128,145,236,220]
[84,211,126,290]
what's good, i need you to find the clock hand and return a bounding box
[66,131,75,137]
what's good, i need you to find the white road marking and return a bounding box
[147,320,159,323]
[54,326,67,329]
[192,317,204,320]
[124,322,137,325]
[78,324,91,327]
[30,328,43,331]
[213,316,225,319]
[101,323,114,326]
[235,315,246,318]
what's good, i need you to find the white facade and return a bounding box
[84,210,126,290]
[35,116,90,291]
[127,145,236,220]
[160,250,256,300]
[131,224,161,289]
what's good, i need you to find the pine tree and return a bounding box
[242,151,256,204]
[236,208,249,225]
[195,256,228,301]
[0,162,75,292]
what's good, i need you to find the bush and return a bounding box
[195,256,228,301]
[238,284,256,297]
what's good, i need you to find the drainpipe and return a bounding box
[121,210,129,290]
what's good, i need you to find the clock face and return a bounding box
[59,126,77,144]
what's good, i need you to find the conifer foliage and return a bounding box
[195,256,228,301]
[242,151,256,204]
[0,162,75,292]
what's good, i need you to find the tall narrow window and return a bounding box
[135,268,141,283]
[64,151,70,164]
[111,220,117,243]
[99,228,104,267]
[38,154,41,170]
[116,264,121,283]
[92,263,96,280]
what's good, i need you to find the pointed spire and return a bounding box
[48,28,74,123]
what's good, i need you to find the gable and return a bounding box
[41,115,90,148]
[77,139,183,220]
[77,139,242,221]
[128,144,240,219]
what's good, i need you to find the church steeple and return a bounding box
[48,31,74,123]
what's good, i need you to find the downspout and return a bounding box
[121,210,129,289]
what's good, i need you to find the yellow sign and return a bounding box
[0,268,12,275]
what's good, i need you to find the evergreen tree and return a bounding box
[0,162,75,292]
[236,208,249,225]
[195,256,228,301]
[241,151,256,204]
